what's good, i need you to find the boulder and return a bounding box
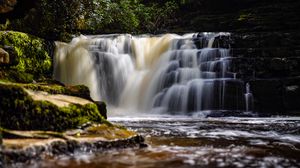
[3,45,18,65]
[249,77,300,116]
[95,101,107,119]
[0,82,107,131]
[0,48,9,64]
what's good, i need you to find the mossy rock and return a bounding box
[0,31,51,80]
[22,83,92,100]
[0,83,106,131]
[0,69,34,83]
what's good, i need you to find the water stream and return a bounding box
[54,32,248,115]
[16,116,300,168]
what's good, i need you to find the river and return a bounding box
[14,115,300,168]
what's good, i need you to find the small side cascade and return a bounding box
[245,83,253,112]
[89,35,134,105]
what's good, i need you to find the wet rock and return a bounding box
[3,45,18,66]
[249,77,300,116]
[66,85,92,100]
[230,32,300,49]
[0,128,67,140]
[228,57,300,79]
[95,101,107,119]
[249,79,285,115]
[0,125,143,165]
[0,48,9,65]
[283,78,300,115]
[0,134,137,166]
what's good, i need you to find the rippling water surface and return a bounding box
[16,115,300,168]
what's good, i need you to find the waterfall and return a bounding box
[245,83,253,112]
[54,33,250,115]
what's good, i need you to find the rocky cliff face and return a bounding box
[207,32,300,116]
[175,0,300,116]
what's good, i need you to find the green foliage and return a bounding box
[0,31,51,79]
[8,0,93,40]
[0,20,10,31]
[6,0,180,38]
[89,0,141,32]
[0,83,105,131]
[2,70,34,83]
[89,0,179,33]
[137,1,179,32]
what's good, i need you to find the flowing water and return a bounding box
[15,116,300,168]
[17,33,296,167]
[54,32,249,114]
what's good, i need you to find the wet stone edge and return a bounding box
[0,135,146,165]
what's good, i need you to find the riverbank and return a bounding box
[9,116,300,168]
[1,126,144,166]
[0,81,145,166]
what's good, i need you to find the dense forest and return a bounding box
[1,0,299,40]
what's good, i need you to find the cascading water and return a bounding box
[54,33,251,115]
[245,83,253,112]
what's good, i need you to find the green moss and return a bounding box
[81,124,136,140]
[0,70,34,83]
[22,83,92,100]
[238,13,252,21]
[0,83,106,131]
[0,31,52,79]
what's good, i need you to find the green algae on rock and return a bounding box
[22,82,92,101]
[0,82,107,131]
